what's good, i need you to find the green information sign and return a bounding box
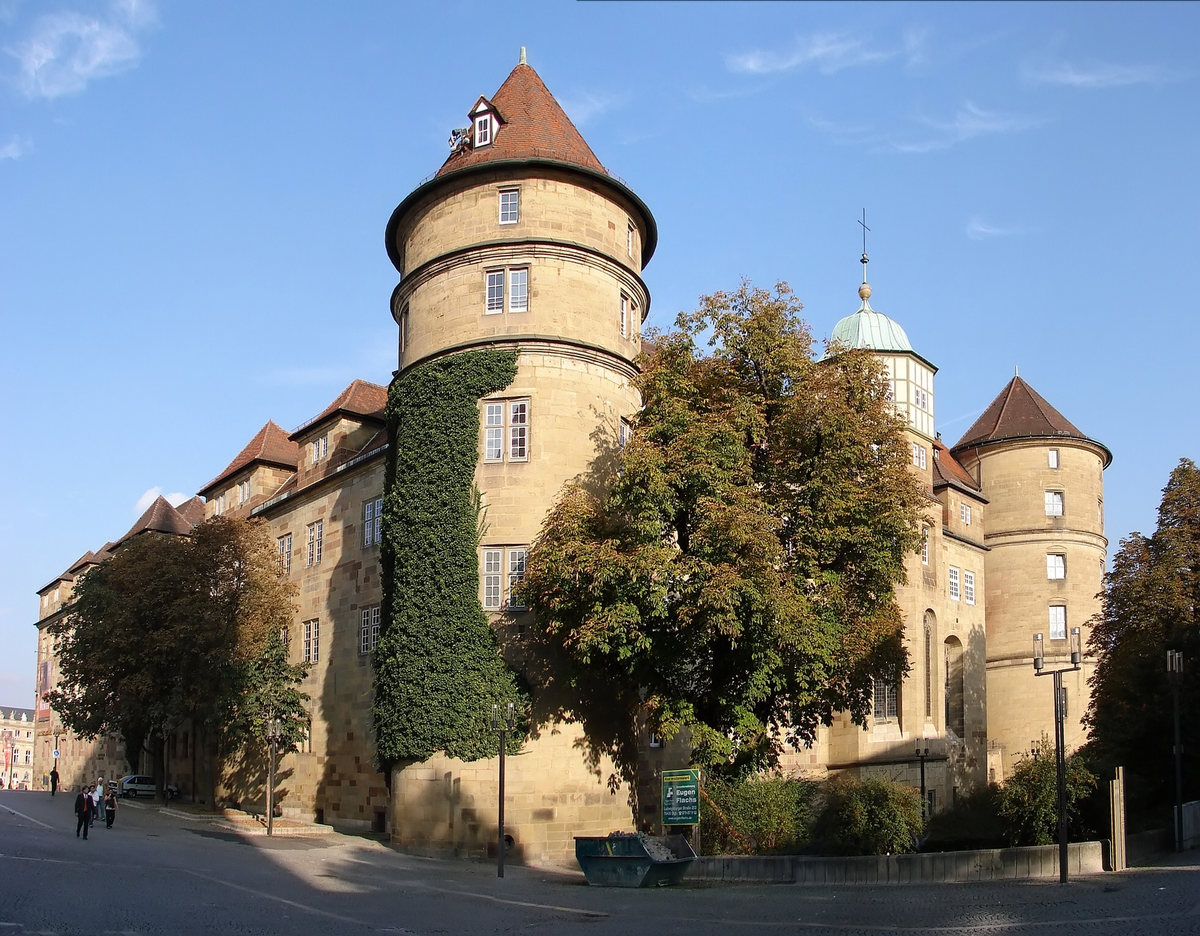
[661,768,700,825]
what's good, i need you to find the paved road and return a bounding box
[2,790,1199,935]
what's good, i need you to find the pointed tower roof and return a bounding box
[174,496,207,527]
[114,496,195,547]
[437,63,605,177]
[951,376,1111,466]
[199,421,299,496]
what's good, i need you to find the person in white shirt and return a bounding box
[92,780,104,826]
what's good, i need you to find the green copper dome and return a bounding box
[826,283,913,356]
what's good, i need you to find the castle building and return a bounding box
[1,708,36,790]
[29,55,1108,863]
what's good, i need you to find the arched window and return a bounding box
[923,610,936,720]
[944,635,964,740]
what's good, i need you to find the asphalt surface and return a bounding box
[2,789,1198,935]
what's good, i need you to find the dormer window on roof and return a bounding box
[470,97,502,149]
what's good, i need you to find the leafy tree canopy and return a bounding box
[521,281,924,783]
[997,737,1095,847]
[1084,458,1200,809]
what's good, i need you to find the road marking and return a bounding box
[181,869,423,933]
[666,910,1193,932]
[0,806,52,830]
[0,854,74,864]
[407,882,608,918]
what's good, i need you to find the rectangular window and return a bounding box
[508,548,528,610]
[911,443,926,469]
[620,294,629,338]
[914,387,928,412]
[499,188,519,224]
[363,498,383,547]
[398,304,409,355]
[873,678,898,721]
[921,527,929,565]
[627,223,635,258]
[239,479,250,505]
[1047,554,1066,580]
[960,503,971,526]
[307,520,323,567]
[949,566,960,601]
[474,114,491,146]
[1098,498,1104,524]
[619,419,632,448]
[360,606,381,655]
[964,570,975,605]
[312,435,328,462]
[215,493,226,516]
[278,534,292,575]
[486,270,505,313]
[485,403,504,461]
[509,268,528,312]
[1045,491,1064,517]
[303,619,320,663]
[920,446,927,469]
[1049,605,1066,641]
[483,549,502,609]
[1048,449,1059,469]
[509,401,528,460]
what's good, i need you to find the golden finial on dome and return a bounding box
[859,281,872,300]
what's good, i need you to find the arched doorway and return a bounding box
[944,635,964,741]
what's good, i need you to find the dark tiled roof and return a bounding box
[200,421,299,495]
[289,380,387,440]
[951,376,1111,465]
[932,440,984,499]
[437,63,605,177]
[174,496,207,527]
[115,496,195,546]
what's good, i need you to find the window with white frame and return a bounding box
[964,570,975,605]
[485,267,528,314]
[1047,553,1066,579]
[363,497,383,547]
[483,549,503,609]
[1045,491,1064,517]
[307,520,323,567]
[1048,449,1059,469]
[1049,605,1067,641]
[278,533,292,575]
[398,303,409,355]
[499,188,519,224]
[911,443,927,469]
[921,527,929,565]
[303,619,320,663]
[312,434,328,462]
[508,548,528,610]
[214,493,226,515]
[474,113,492,147]
[239,479,250,505]
[627,222,635,258]
[1098,498,1104,524]
[360,606,381,655]
[960,503,971,525]
[482,399,530,462]
[509,268,528,312]
[873,677,898,721]
[486,270,505,313]
[620,294,629,338]
[619,418,633,448]
[913,386,929,411]
[949,566,960,601]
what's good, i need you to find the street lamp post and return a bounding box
[915,744,931,822]
[1033,627,1081,884]
[1167,650,1184,851]
[265,719,283,837]
[492,702,515,878]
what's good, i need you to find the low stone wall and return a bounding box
[686,842,1107,884]
[1126,828,1173,866]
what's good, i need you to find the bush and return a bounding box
[699,774,817,855]
[813,777,924,855]
[924,785,1005,851]
[997,744,1096,847]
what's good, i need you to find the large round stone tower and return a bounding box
[951,377,1110,776]
[381,54,657,865]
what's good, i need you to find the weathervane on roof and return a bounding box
[858,209,872,302]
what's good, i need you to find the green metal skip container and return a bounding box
[574,833,696,887]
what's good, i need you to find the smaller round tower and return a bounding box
[951,378,1110,777]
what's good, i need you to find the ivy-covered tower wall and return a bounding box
[379,60,656,867]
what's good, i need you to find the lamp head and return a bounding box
[1033,633,1045,672]
[1070,627,1082,667]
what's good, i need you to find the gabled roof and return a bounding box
[174,496,207,527]
[951,376,1112,466]
[114,496,196,547]
[289,380,387,441]
[932,440,986,500]
[437,62,606,177]
[200,421,299,495]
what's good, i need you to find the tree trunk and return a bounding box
[151,733,166,803]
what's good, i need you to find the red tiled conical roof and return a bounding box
[951,376,1111,466]
[200,421,299,496]
[437,63,605,177]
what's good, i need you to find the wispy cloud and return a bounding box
[559,89,622,127]
[134,486,186,514]
[0,135,28,160]
[1024,60,1174,89]
[891,102,1042,154]
[6,0,156,100]
[966,216,1023,240]
[728,29,925,76]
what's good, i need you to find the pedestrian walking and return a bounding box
[104,787,117,829]
[89,783,100,827]
[75,786,92,840]
[95,776,106,823]
[49,767,59,796]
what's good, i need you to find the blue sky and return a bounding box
[1,1,1197,707]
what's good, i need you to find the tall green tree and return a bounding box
[997,738,1096,846]
[520,281,924,785]
[1085,458,1200,813]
